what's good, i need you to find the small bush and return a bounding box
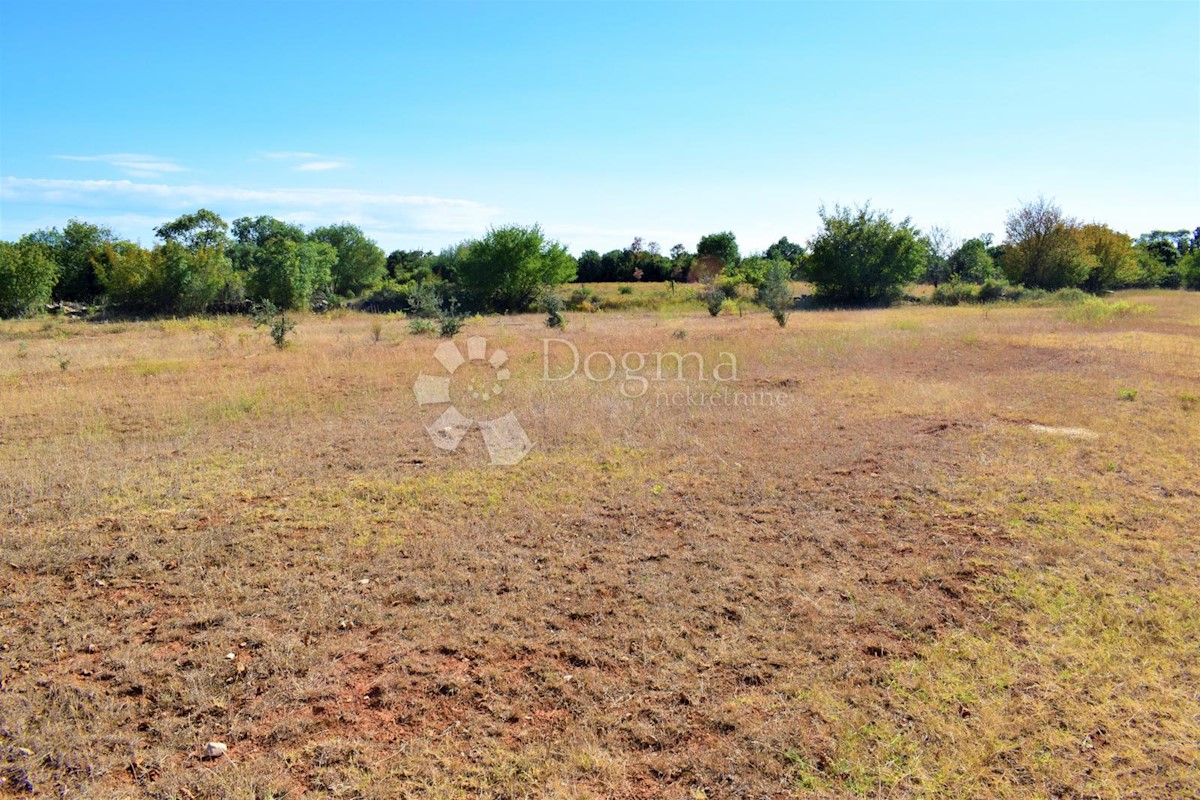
[541,292,565,328]
[408,282,444,318]
[1051,287,1090,305]
[1061,297,1149,325]
[977,277,1008,303]
[437,299,465,337]
[566,286,599,311]
[252,300,297,350]
[408,318,437,335]
[931,280,977,306]
[701,280,726,316]
[617,285,633,295]
[1117,388,1138,402]
[755,259,792,327]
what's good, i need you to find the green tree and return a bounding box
[456,224,577,312]
[1002,197,1088,289]
[232,215,305,251]
[805,204,927,306]
[697,231,740,271]
[155,209,229,251]
[920,226,955,287]
[308,223,386,296]
[0,239,59,318]
[947,238,998,283]
[93,241,161,312]
[727,255,779,287]
[764,236,805,268]
[232,216,330,309]
[386,249,435,283]
[246,238,336,310]
[576,249,604,282]
[1181,249,1200,290]
[22,220,115,302]
[94,236,239,315]
[1076,224,1139,292]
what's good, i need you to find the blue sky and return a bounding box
[1,1,1197,255]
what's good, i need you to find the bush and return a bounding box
[930,280,977,306]
[1183,251,1200,291]
[93,240,241,315]
[246,239,335,311]
[755,259,792,327]
[700,278,735,316]
[1003,198,1089,289]
[252,300,297,349]
[806,204,926,306]
[308,223,386,297]
[407,317,437,335]
[0,240,59,318]
[1050,287,1089,305]
[438,302,465,337]
[541,292,565,328]
[456,224,577,312]
[977,277,1008,302]
[617,285,633,295]
[354,280,410,313]
[566,286,599,311]
[1061,298,1148,325]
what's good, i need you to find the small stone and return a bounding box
[203,741,227,759]
[224,652,236,660]
[358,578,370,586]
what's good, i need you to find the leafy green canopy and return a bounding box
[0,240,59,318]
[806,204,926,305]
[308,224,386,297]
[456,224,577,312]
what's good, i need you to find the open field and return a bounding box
[1,290,1198,798]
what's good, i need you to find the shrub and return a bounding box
[566,286,599,311]
[438,303,465,337]
[1061,297,1148,325]
[408,317,437,335]
[246,239,336,311]
[700,279,727,316]
[617,285,633,295]
[1050,287,1089,305]
[806,204,926,306]
[94,240,240,315]
[455,224,577,312]
[407,282,445,318]
[0,240,59,318]
[1183,251,1200,291]
[308,223,387,297]
[755,259,792,327]
[252,300,297,349]
[541,292,565,328]
[931,280,977,306]
[977,277,1008,302]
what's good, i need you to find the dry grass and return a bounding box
[1,291,1197,798]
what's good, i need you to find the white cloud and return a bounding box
[53,153,188,178]
[260,151,322,160]
[294,160,349,172]
[258,151,350,172]
[1,176,499,247]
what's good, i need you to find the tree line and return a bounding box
[1,199,1197,320]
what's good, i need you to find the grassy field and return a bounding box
[1,290,1198,798]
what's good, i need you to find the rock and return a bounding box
[203,741,228,759]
